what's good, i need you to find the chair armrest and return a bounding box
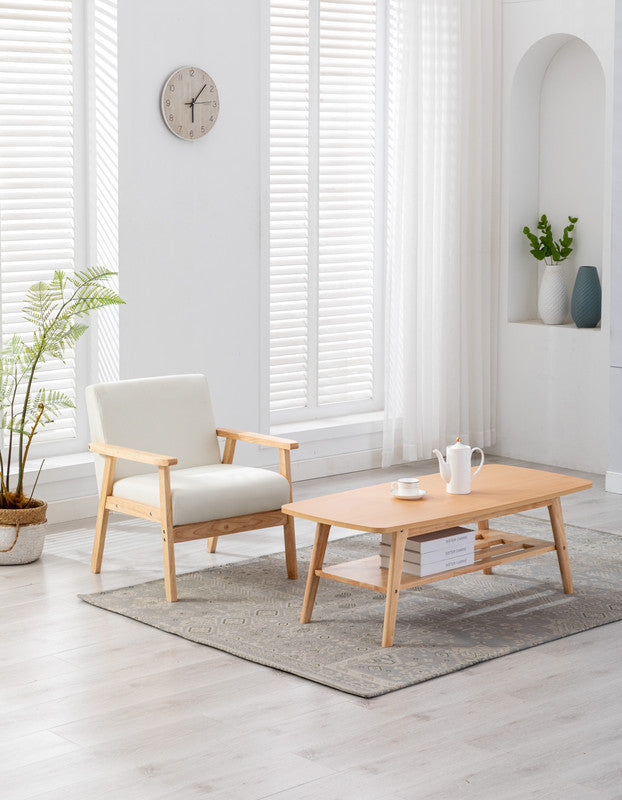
[89,442,178,467]
[215,427,299,450]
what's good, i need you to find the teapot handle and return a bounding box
[471,447,485,479]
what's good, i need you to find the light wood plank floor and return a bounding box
[1,456,622,799]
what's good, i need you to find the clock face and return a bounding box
[161,66,219,140]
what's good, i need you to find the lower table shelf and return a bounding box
[315,529,557,593]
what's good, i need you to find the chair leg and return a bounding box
[283,515,297,579]
[207,536,219,553]
[91,504,110,574]
[91,455,116,574]
[162,530,177,602]
[159,465,177,602]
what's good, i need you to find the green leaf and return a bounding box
[522,213,578,265]
[0,267,124,503]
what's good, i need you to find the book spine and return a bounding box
[379,543,473,564]
[379,553,474,576]
[416,534,475,554]
[380,530,475,553]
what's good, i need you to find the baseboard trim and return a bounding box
[605,471,622,494]
[290,449,382,482]
[47,495,99,524]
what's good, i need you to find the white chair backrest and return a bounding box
[86,374,222,486]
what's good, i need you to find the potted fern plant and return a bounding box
[0,268,123,565]
[522,214,578,324]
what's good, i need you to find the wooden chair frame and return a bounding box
[89,428,299,602]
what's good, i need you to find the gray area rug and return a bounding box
[79,515,622,698]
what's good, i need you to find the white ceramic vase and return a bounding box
[538,262,569,325]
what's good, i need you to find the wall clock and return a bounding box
[160,66,219,140]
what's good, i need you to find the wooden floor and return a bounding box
[2,456,622,799]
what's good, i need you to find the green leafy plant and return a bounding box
[522,214,578,264]
[0,268,124,509]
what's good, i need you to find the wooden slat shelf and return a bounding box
[315,529,556,593]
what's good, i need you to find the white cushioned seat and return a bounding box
[112,464,291,527]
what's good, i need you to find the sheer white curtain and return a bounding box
[382,0,501,466]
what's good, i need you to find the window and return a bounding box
[0,1,78,443]
[269,0,384,424]
[0,1,118,452]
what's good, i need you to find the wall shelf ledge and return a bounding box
[509,319,602,331]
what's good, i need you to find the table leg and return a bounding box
[478,520,493,574]
[382,530,408,648]
[300,523,331,624]
[548,497,573,594]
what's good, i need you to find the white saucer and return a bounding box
[390,488,427,500]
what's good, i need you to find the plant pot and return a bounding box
[0,500,47,565]
[538,262,570,325]
[571,265,602,328]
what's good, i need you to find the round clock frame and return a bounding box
[160,66,219,141]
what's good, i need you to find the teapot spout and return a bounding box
[433,449,451,483]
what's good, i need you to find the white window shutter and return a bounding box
[0,1,76,442]
[270,0,310,413]
[91,0,120,384]
[269,0,380,419]
[318,0,376,406]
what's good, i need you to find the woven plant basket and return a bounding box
[0,499,47,565]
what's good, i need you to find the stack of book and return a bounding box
[379,526,476,577]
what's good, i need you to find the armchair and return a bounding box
[86,375,298,601]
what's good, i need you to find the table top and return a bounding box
[282,465,592,534]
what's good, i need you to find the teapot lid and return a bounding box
[448,436,470,450]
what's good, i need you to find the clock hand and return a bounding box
[185,84,206,125]
[184,86,207,106]
[184,100,197,121]
[193,83,207,103]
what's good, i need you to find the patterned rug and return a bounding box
[79,515,622,698]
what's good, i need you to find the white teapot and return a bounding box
[433,438,485,495]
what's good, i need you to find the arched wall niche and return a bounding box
[508,34,605,323]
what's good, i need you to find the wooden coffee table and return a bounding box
[282,465,592,647]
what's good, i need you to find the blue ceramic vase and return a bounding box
[571,266,601,328]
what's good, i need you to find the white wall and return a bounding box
[539,39,606,298]
[493,0,614,474]
[117,0,265,444]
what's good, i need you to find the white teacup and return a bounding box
[391,477,421,496]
